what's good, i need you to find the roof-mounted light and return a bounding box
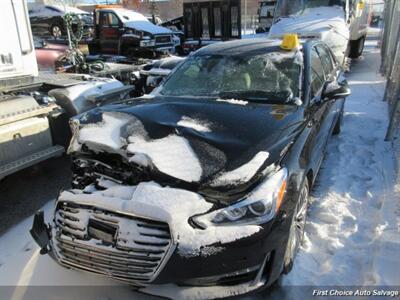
[280,33,300,51]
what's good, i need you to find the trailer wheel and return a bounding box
[349,36,365,59]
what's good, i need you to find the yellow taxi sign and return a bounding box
[280,33,300,51]
[357,0,365,10]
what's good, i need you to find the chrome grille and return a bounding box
[53,202,172,285]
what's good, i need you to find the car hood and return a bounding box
[72,96,304,200]
[124,20,173,35]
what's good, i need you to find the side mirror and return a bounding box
[321,80,351,101]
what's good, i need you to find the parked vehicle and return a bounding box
[34,37,69,70]
[268,0,371,63]
[28,4,94,39]
[31,35,350,298]
[256,0,277,33]
[139,56,185,93]
[88,6,175,57]
[0,0,134,180]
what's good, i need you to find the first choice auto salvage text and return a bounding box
[313,289,400,297]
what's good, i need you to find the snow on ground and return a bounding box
[0,39,399,300]
[279,39,400,289]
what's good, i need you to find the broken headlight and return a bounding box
[193,168,288,227]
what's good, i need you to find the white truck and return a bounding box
[0,0,132,180]
[268,0,371,64]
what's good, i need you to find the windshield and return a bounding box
[159,53,302,103]
[274,0,345,19]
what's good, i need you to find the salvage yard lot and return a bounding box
[0,39,399,300]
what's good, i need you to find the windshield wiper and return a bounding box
[218,90,293,104]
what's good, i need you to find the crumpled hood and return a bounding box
[124,20,173,35]
[72,96,304,192]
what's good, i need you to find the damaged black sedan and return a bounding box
[31,35,350,299]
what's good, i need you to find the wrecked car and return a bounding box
[31,35,350,298]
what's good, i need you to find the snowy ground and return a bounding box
[0,39,399,300]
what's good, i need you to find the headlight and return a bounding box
[140,39,155,47]
[193,168,288,227]
[125,29,134,35]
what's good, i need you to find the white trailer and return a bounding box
[0,0,133,180]
[268,0,371,64]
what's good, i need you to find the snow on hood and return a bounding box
[125,20,173,35]
[269,6,348,36]
[112,8,172,35]
[127,134,202,182]
[212,152,269,187]
[58,181,261,257]
[73,112,203,182]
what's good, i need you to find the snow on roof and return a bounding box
[212,151,270,186]
[269,6,347,35]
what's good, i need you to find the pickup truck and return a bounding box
[88,6,176,57]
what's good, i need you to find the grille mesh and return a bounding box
[53,202,172,284]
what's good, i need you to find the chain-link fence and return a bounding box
[381,0,400,142]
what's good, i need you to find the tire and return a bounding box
[332,110,343,135]
[349,36,365,59]
[50,24,63,39]
[283,179,309,274]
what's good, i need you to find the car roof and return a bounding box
[195,38,305,57]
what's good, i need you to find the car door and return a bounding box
[318,43,346,133]
[315,44,342,140]
[305,45,330,172]
[99,11,122,54]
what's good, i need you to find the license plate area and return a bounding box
[88,218,118,245]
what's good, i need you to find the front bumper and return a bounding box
[30,196,290,297]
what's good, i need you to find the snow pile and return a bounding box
[177,116,211,133]
[58,181,261,257]
[212,152,269,186]
[127,134,202,182]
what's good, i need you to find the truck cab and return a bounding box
[90,6,175,57]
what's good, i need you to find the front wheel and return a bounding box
[283,179,309,274]
[349,36,365,59]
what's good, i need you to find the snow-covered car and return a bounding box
[28,5,94,38]
[268,0,371,63]
[30,36,350,298]
[139,56,185,93]
[89,7,175,57]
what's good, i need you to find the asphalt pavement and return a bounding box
[0,155,71,236]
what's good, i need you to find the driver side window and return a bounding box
[101,12,120,27]
[311,48,325,97]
